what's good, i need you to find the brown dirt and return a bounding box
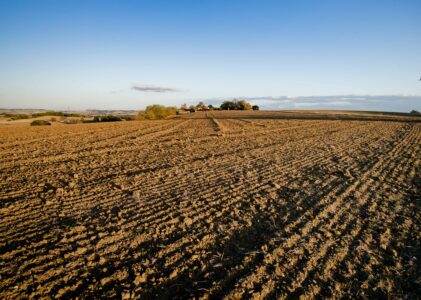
[0,112,420,299]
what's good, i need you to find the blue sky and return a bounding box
[0,0,420,111]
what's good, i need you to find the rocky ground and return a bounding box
[0,112,419,299]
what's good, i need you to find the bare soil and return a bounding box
[1,111,420,299]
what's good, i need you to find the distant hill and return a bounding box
[0,109,138,116]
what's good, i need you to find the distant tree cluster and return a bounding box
[32,111,84,118]
[93,115,123,122]
[179,102,209,112]
[178,99,259,112]
[410,110,420,115]
[1,111,85,120]
[1,113,30,120]
[220,100,255,110]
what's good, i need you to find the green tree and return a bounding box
[220,100,253,110]
[196,101,208,110]
[238,100,252,110]
[189,105,196,112]
[139,105,177,120]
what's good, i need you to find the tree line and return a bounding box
[180,99,259,112]
[138,99,259,120]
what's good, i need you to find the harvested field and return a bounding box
[0,112,420,299]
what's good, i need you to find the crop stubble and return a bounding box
[0,115,419,299]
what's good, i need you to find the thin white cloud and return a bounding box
[132,84,182,93]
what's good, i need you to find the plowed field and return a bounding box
[1,113,420,299]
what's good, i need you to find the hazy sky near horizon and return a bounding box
[0,0,420,111]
